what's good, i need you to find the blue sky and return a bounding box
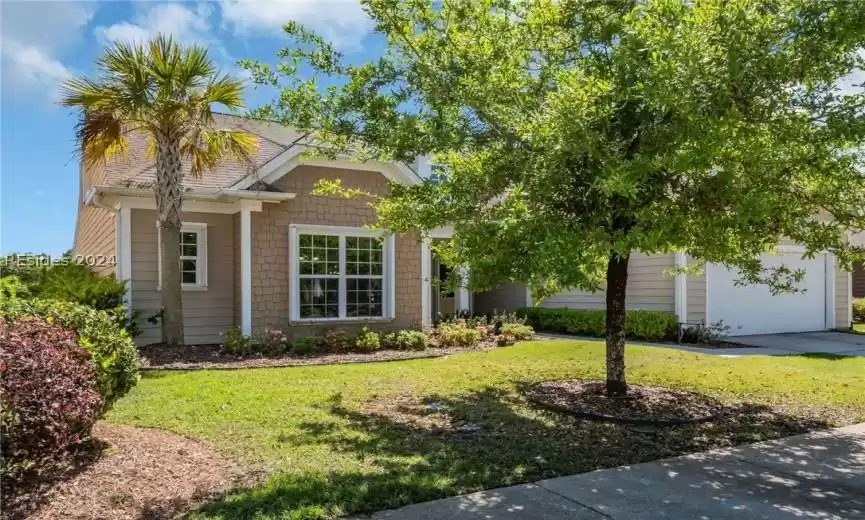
[0,0,382,256]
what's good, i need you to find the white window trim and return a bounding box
[290,224,396,323]
[157,221,208,291]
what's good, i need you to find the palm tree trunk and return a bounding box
[155,133,185,346]
[605,251,629,397]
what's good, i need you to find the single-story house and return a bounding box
[73,114,852,344]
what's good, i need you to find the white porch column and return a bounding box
[455,267,471,313]
[240,204,253,336]
[118,206,132,313]
[421,237,432,328]
[825,253,836,330]
[674,252,687,324]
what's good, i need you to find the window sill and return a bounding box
[157,285,209,292]
[289,316,395,325]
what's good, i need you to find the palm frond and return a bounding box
[182,129,258,178]
[96,40,152,113]
[203,74,247,110]
[75,111,130,168]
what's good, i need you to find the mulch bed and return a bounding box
[139,343,499,370]
[526,380,724,424]
[9,423,248,520]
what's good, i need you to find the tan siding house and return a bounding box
[541,253,676,313]
[72,114,853,344]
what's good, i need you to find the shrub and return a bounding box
[292,336,324,356]
[437,322,483,347]
[222,328,252,356]
[680,320,731,344]
[517,307,678,341]
[253,328,289,356]
[853,298,865,323]
[0,317,103,483]
[321,328,351,353]
[625,311,678,342]
[0,298,138,411]
[1,260,138,337]
[354,327,381,352]
[382,329,429,351]
[500,323,534,341]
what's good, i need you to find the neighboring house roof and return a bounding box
[100,113,424,192]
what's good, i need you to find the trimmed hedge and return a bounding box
[1,317,103,483]
[0,298,139,412]
[517,307,677,342]
[853,298,865,323]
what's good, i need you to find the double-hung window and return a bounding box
[158,222,208,290]
[291,225,395,321]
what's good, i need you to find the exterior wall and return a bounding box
[233,213,241,329]
[73,163,117,276]
[540,253,676,312]
[130,209,235,345]
[73,205,117,276]
[250,165,423,336]
[473,283,528,314]
[836,268,850,329]
[686,264,707,324]
[853,262,865,298]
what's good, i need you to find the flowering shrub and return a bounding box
[222,328,251,355]
[322,328,351,353]
[0,298,138,411]
[437,322,483,347]
[0,317,103,484]
[500,323,534,341]
[354,327,381,352]
[382,329,429,351]
[254,328,289,356]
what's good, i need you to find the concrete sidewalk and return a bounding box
[363,423,865,519]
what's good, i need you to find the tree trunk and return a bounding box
[155,133,185,346]
[605,251,630,397]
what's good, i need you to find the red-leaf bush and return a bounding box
[0,317,103,483]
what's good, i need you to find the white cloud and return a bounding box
[95,3,215,47]
[0,1,95,94]
[2,41,71,83]
[94,3,237,70]
[219,0,374,50]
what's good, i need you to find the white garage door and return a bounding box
[707,253,827,336]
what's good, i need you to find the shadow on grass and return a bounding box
[783,352,861,361]
[187,385,839,520]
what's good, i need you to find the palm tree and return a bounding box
[60,35,257,345]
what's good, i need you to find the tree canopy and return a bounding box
[249,0,865,300]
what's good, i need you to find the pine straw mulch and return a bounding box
[8,423,251,520]
[526,380,724,424]
[139,342,501,370]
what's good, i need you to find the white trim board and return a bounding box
[157,221,209,291]
[232,156,423,191]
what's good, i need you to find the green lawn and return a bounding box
[854,323,865,332]
[108,340,865,519]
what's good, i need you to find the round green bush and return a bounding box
[354,327,381,352]
[0,298,139,412]
[382,329,429,351]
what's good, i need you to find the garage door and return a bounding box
[707,253,827,336]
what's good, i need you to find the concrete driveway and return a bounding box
[364,424,865,520]
[736,331,865,357]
